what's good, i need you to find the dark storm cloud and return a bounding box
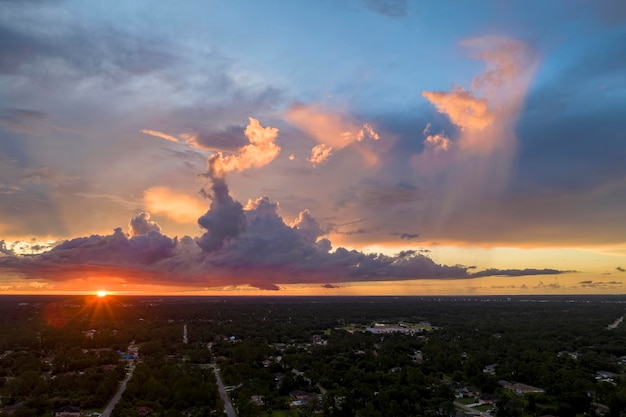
[129,212,162,237]
[0,177,570,290]
[197,178,246,252]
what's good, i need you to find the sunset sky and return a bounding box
[1,0,625,295]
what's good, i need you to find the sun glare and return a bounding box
[96,290,107,298]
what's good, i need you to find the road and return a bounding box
[453,401,482,415]
[101,362,136,417]
[210,363,237,417]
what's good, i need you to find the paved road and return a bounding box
[101,363,136,417]
[210,363,237,417]
[453,401,482,415]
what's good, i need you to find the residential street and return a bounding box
[210,363,237,417]
[101,362,135,417]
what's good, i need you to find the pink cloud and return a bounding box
[284,103,381,166]
[308,143,333,166]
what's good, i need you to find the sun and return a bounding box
[96,290,107,298]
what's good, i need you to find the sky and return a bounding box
[1,0,625,296]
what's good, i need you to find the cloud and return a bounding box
[141,126,251,153]
[144,187,206,224]
[0,240,15,256]
[308,144,333,166]
[321,283,341,289]
[0,108,47,133]
[186,125,250,152]
[534,279,561,289]
[412,36,539,229]
[472,268,570,278]
[129,212,162,237]
[422,36,536,155]
[362,0,408,17]
[140,129,180,144]
[617,267,625,272]
[422,89,494,132]
[423,132,451,152]
[284,103,380,165]
[578,280,623,288]
[337,180,422,209]
[206,117,280,178]
[291,209,325,245]
[197,177,245,252]
[0,14,173,84]
[0,178,570,290]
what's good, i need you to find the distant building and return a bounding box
[483,363,497,374]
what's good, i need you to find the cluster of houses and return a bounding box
[365,321,433,335]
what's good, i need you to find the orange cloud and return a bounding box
[144,186,206,223]
[207,117,280,177]
[285,103,380,150]
[422,89,494,131]
[140,129,180,143]
[308,144,333,166]
[424,132,451,152]
[422,36,537,156]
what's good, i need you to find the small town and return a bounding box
[1,296,626,417]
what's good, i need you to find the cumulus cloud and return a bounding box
[129,212,162,237]
[357,124,380,141]
[0,177,569,290]
[206,117,280,178]
[144,186,206,224]
[0,240,14,256]
[285,103,380,166]
[308,144,333,166]
[291,209,325,245]
[423,132,451,152]
[422,89,494,132]
[197,177,245,252]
